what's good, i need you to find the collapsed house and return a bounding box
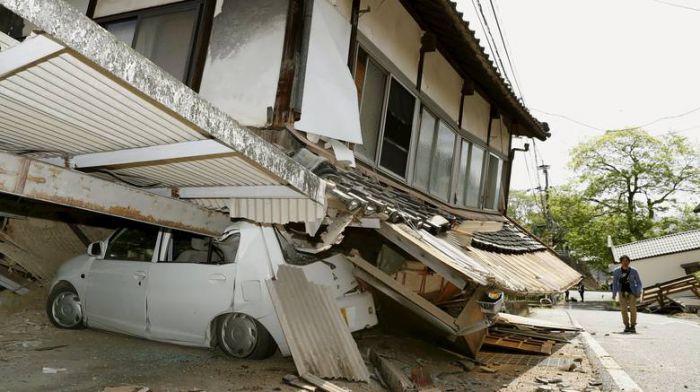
[0,0,581,382]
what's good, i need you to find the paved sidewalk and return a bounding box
[533,307,700,392]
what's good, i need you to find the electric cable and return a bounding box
[487,0,526,102]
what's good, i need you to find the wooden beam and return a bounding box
[369,350,416,392]
[348,253,458,334]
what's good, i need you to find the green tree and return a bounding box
[570,129,699,240]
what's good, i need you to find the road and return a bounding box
[532,306,700,392]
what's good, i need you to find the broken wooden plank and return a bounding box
[495,313,581,331]
[484,331,555,355]
[492,327,570,343]
[283,374,317,391]
[301,373,351,392]
[347,253,458,334]
[369,350,416,392]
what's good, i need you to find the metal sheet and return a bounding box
[0,32,18,51]
[0,151,232,236]
[466,248,581,294]
[229,198,326,224]
[294,0,362,144]
[266,265,370,382]
[0,1,325,205]
[383,223,581,295]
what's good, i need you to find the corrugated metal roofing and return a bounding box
[385,223,581,295]
[1,0,326,207]
[267,265,370,382]
[0,31,324,224]
[0,32,17,51]
[611,230,700,262]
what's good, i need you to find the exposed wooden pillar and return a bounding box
[188,0,217,92]
[86,0,97,18]
[416,32,436,92]
[458,78,475,128]
[347,0,360,70]
[272,0,305,128]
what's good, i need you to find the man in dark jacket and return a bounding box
[612,255,643,333]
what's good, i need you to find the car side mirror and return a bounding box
[87,241,105,258]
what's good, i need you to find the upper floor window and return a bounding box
[454,141,485,208]
[97,1,206,87]
[379,79,416,177]
[483,154,504,210]
[413,108,456,201]
[354,47,416,179]
[354,48,387,162]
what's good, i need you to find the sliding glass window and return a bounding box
[465,144,485,207]
[484,154,504,210]
[98,1,203,85]
[413,109,437,191]
[354,47,388,162]
[378,79,416,178]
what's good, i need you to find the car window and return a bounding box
[163,230,239,264]
[105,226,159,262]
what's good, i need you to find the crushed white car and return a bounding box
[47,221,377,359]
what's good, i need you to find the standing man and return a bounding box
[612,255,643,333]
[578,280,585,302]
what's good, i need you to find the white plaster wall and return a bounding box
[631,249,700,287]
[357,0,421,84]
[198,0,287,127]
[461,92,490,142]
[489,116,510,155]
[94,0,181,17]
[422,51,462,122]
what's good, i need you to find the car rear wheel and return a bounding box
[47,282,85,329]
[218,313,276,359]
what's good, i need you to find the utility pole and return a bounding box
[538,164,553,244]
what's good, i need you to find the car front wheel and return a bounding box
[218,313,276,359]
[47,282,85,329]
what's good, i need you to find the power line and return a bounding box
[472,0,516,93]
[652,0,700,12]
[487,0,526,103]
[530,108,606,131]
[636,104,700,128]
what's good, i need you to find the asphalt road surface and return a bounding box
[533,307,700,392]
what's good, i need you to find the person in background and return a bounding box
[612,255,643,333]
[577,280,585,302]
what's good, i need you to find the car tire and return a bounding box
[218,313,277,359]
[46,282,85,329]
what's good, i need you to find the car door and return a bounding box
[146,229,239,344]
[85,225,160,337]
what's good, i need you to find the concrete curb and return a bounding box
[566,311,643,392]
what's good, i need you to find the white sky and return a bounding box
[454,0,700,192]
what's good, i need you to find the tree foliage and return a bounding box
[509,130,700,270]
[570,129,699,239]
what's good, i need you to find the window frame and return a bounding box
[411,106,458,203]
[352,33,512,213]
[375,75,419,181]
[104,226,161,263]
[482,153,505,211]
[155,228,238,265]
[94,0,214,91]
